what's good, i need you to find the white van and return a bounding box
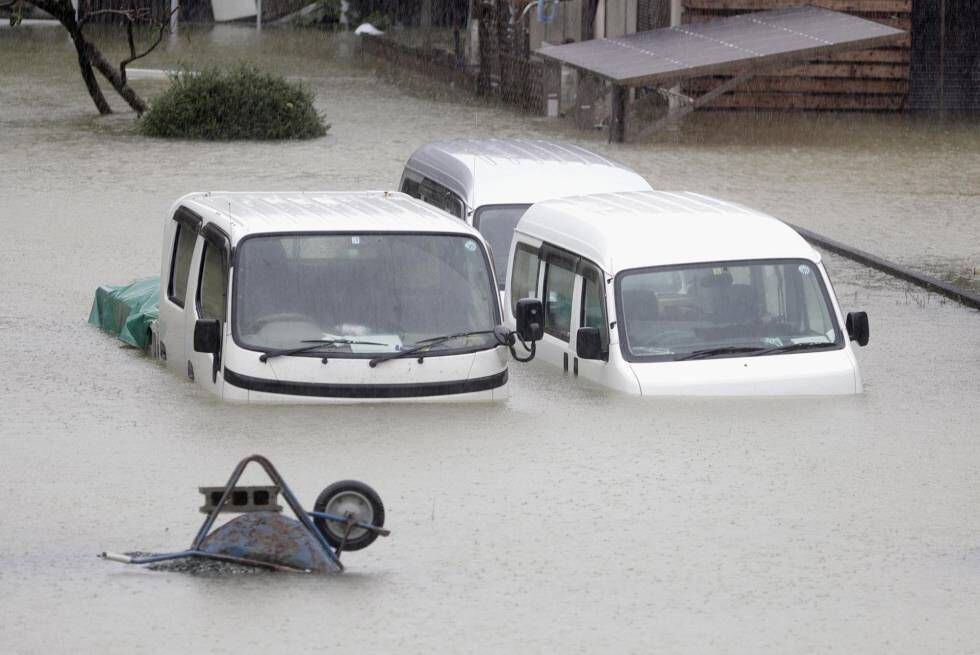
[155,191,542,403]
[504,191,870,396]
[399,139,653,285]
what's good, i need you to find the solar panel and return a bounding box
[537,6,905,87]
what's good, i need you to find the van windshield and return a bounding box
[617,259,842,361]
[473,204,531,285]
[234,234,499,356]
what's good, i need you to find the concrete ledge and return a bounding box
[790,223,980,310]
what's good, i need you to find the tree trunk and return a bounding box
[30,0,113,114]
[27,0,149,115]
[84,42,149,114]
[69,27,113,114]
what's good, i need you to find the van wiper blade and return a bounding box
[259,339,386,362]
[747,342,834,356]
[369,330,495,368]
[675,346,767,361]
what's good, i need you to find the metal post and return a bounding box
[421,0,432,50]
[543,61,561,117]
[609,84,626,143]
[939,0,945,112]
[256,0,262,30]
[668,0,683,112]
[466,7,480,69]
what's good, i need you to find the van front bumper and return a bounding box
[223,367,508,400]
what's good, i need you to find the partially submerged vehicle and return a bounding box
[504,191,870,396]
[399,139,653,285]
[90,191,542,403]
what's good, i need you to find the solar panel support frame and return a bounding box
[536,6,907,142]
[628,51,813,142]
[631,73,757,141]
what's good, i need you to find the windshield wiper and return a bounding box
[368,330,495,368]
[747,342,835,357]
[675,346,768,361]
[259,339,386,362]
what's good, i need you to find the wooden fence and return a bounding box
[81,0,176,24]
[359,35,479,94]
[359,34,547,114]
[681,0,912,110]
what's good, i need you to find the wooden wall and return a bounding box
[681,0,912,110]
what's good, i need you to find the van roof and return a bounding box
[174,191,482,243]
[515,191,820,273]
[403,139,652,209]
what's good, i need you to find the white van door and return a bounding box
[538,245,578,374]
[159,207,201,378]
[570,263,614,385]
[184,225,230,397]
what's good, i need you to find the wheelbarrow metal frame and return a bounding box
[101,454,389,573]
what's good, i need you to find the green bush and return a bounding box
[140,65,328,140]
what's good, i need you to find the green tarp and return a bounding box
[88,277,160,349]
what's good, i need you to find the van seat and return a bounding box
[622,288,659,322]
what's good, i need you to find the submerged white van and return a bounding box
[504,191,870,396]
[155,191,542,403]
[399,139,653,285]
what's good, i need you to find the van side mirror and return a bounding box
[514,298,543,342]
[194,319,221,354]
[576,327,604,360]
[845,311,869,347]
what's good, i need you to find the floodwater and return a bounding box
[1,23,979,654]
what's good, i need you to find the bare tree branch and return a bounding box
[73,2,179,105]
[78,8,150,28]
[118,6,178,86]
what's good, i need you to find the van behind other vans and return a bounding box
[399,139,652,285]
[504,191,870,396]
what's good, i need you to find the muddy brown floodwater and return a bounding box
[1,22,979,655]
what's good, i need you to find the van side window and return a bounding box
[581,266,609,357]
[510,243,540,313]
[581,272,605,330]
[419,178,465,219]
[543,255,575,342]
[197,241,228,322]
[401,175,421,199]
[168,223,197,307]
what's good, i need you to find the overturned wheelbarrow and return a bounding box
[99,454,389,573]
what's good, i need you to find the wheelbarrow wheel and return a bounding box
[313,480,385,552]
